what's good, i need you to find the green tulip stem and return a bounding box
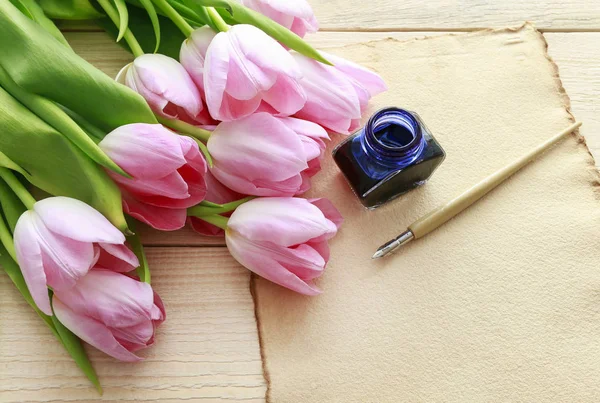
[193,214,229,230]
[0,215,16,261]
[156,114,212,143]
[206,7,230,32]
[188,196,253,217]
[96,0,145,57]
[153,0,194,37]
[0,168,36,210]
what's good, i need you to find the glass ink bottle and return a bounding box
[333,107,446,209]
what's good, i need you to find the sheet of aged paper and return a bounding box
[255,24,600,402]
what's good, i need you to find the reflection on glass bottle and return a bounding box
[333,107,446,209]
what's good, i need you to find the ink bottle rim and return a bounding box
[361,107,426,167]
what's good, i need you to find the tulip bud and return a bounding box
[118,54,213,125]
[201,24,306,121]
[53,270,165,362]
[241,0,318,38]
[13,197,139,315]
[99,124,208,231]
[225,197,343,295]
[208,113,325,196]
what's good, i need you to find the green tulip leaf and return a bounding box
[126,218,151,284]
[0,66,130,178]
[0,150,28,177]
[113,0,130,42]
[38,0,103,19]
[181,0,215,29]
[99,4,186,59]
[0,179,26,232]
[9,0,70,46]
[0,86,129,232]
[51,306,103,394]
[0,0,157,132]
[137,0,161,52]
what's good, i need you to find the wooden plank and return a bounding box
[0,248,266,402]
[57,0,600,32]
[310,0,600,31]
[64,31,600,247]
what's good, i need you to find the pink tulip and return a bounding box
[99,124,208,231]
[119,54,213,125]
[202,24,306,121]
[208,113,327,196]
[188,171,244,237]
[13,197,139,316]
[53,270,165,362]
[241,0,318,38]
[293,51,387,134]
[225,197,343,295]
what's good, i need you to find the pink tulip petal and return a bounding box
[99,124,188,180]
[262,75,306,116]
[110,320,154,346]
[55,270,156,328]
[127,67,169,116]
[224,53,266,100]
[36,225,95,291]
[294,53,361,117]
[227,231,321,295]
[211,165,304,196]
[152,291,166,323]
[180,27,216,89]
[121,168,206,209]
[53,297,142,362]
[241,0,319,37]
[219,93,263,122]
[97,243,139,273]
[228,197,338,247]
[188,217,225,237]
[204,170,244,205]
[244,0,316,21]
[293,52,369,134]
[291,13,319,35]
[13,211,52,315]
[114,170,190,200]
[277,117,329,141]
[235,25,302,80]
[272,242,326,279]
[208,114,308,187]
[324,52,388,97]
[33,197,125,244]
[309,198,344,229]
[307,240,331,264]
[122,192,187,231]
[204,32,231,120]
[296,172,313,195]
[133,54,203,119]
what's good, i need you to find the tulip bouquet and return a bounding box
[0,0,385,391]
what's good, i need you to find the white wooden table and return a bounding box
[1,1,598,401]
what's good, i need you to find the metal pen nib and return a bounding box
[372,230,415,259]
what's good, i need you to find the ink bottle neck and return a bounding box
[361,107,426,168]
